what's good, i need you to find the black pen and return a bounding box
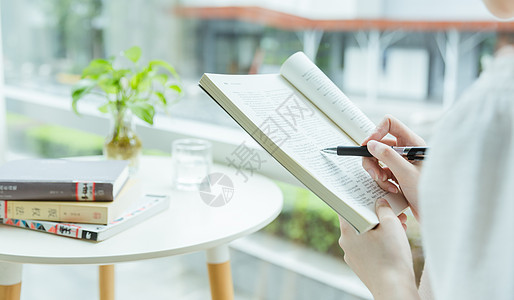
[321,145,427,161]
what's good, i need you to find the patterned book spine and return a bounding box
[0,181,114,201]
[0,218,96,240]
[0,200,108,224]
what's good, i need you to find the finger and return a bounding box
[363,115,421,145]
[375,178,399,193]
[362,116,398,144]
[362,156,381,181]
[402,223,408,231]
[375,198,398,224]
[362,140,398,183]
[398,213,407,223]
[363,158,401,185]
[361,137,397,147]
[367,140,417,183]
[362,157,395,183]
[377,138,397,147]
[382,167,398,183]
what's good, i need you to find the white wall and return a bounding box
[343,47,430,100]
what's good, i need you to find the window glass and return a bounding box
[1,0,500,129]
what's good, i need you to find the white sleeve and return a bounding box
[418,265,434,300]
[419,70,514,300]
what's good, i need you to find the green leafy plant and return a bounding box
[71,46,182,125]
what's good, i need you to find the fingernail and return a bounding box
[376,198,388,207]
[366,169,377,181]
[367,140,377,152]
[388,186,398,193]
[382,173,388,182]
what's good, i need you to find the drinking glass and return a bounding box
[171,139,212,191]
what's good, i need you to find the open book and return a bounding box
[199,52,407,233]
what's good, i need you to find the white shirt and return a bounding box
[419,50,514,300]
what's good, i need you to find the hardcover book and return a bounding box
[0,159,129,201]
[0,194,170,241]
[199,51,408,233]
[0,179,140,225]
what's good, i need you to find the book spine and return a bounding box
[0,200,108,224]
[55,224,98,241]
[0,181,114,201]
[0,218,99,241]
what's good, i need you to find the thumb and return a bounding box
[375,198,396,222]
[366,140,416,182]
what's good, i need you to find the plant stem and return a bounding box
[113,99,124,142]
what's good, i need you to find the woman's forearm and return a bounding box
[372,274,421,300]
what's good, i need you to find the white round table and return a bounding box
[0,156,283,300]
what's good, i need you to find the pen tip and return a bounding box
[321,148,336,154]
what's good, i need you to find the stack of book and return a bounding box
[0,159,170,241]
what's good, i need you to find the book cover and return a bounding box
[0,159,129,201]
[0,194,170,241]
[0,179,140,225]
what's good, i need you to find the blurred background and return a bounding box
[0,0,510,299]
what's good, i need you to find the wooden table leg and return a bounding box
[206,245,234,300]
[0,262,22,300]
[99,265,115,300]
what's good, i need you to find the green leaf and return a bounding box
[71,79,97,114]
[154,91,166,105]
[124,46,142,63]
[168,84,182,94]
[153,73,168,85]
[149,60,180,79]
[128,102,155,125]
[82,59,112,79]
[129,68,149,90]
[97,102,114,113]
[98,77,118,94]
[113,69,131,78]
[139,78,151,91]
[130,73,141,90]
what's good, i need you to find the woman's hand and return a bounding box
[339,199,420,300]
[362,115,426,220]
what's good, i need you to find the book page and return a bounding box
[280,52,374,145]
[204,73,406,224]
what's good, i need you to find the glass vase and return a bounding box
[103,108,142,172]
